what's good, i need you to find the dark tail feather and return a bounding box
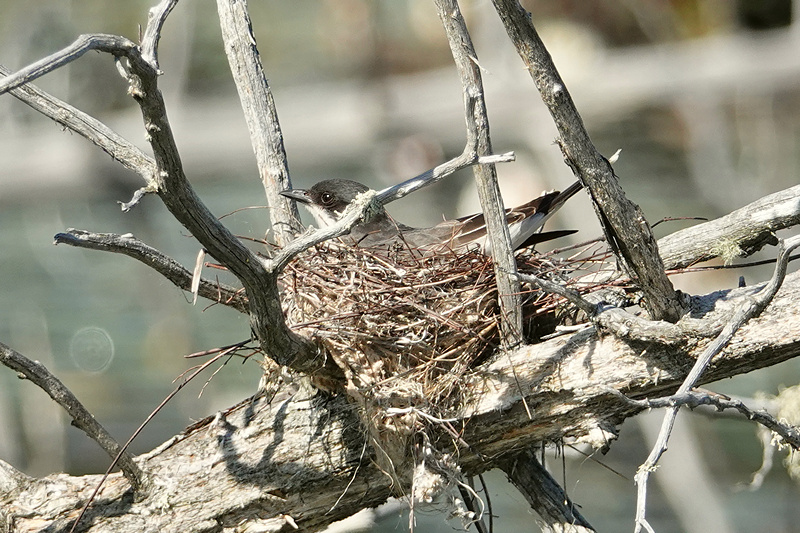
[518,229,578,249]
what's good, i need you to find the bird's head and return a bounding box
[281,179,372,228]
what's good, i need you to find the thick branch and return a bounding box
[490,0,683,323]
[434,0,523,347]
[5,271,800,531]
[216,0,301,247]
[659,184,800,270]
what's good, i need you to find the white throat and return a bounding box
[304,204,341,228]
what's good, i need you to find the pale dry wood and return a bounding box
[3,271,799,532]
[659,184,800,270]
[53,229,248,313]
[216,0,301,248]
[490,0,683,323]
[0,343,144,491]
[434,0,524,347]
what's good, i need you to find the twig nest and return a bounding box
[281,239,595,490]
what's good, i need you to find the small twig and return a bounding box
[140,0,178,69]
[0,342,145,491]
[457,479,489,533]
[632,234,800,533]
[614,390,800,450]
[54,229,248,313]
[516,272,596,316]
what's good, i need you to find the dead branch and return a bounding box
[216,0,301,248]
[500,449,595,532]
[0,342,144,492]
[3,270,799,531]
[632,234,800,533]
[490,0,683,323]
[434,0,524,347]
[53,229,248,313]
[659,184,800,269]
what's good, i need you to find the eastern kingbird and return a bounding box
[281,179,581,255]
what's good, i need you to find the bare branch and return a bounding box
[0,64,157,202]
[490,0,683,323]
[659,184,800,270]
[140,0,179,69]
[0,34,137,94]
[616,390,800,450]
[0,342,145,491]
[216,0,301,247]
[632,234,800,533]
[434,0,523,347]
[53,229,248,313]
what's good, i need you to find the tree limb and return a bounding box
[434,0,524,348]
[0,63,157,209]
[216,0,301,248]
[0,342,145,492]
[659,184,800,270]
[500,449,595,532]
[53,229,249,313]
[4,270,799,531]
[490,0,683,323]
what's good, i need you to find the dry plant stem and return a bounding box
[216,0,301,247]
[0,342,145,491]
[633,234,800,533]
[0,35,137,94]
[490,0,682,323]
[434,0,523,347]
[53,229,248,313]
[457,483,489,533]
[374,152,515,204]
[659,184,800,270]
[0,65,157,207]
[500,449,595,532]
[140,0,178,68]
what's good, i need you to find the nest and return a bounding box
[280,238,608,490]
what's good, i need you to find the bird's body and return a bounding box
[281,179,581,255]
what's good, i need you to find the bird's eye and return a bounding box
[320,192,334,206]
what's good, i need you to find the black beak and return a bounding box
[280,188,312,204]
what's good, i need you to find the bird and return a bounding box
[280,178,581,255]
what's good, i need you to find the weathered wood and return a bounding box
[3,272,798,532]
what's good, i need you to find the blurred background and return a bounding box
[1,1,800,531]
